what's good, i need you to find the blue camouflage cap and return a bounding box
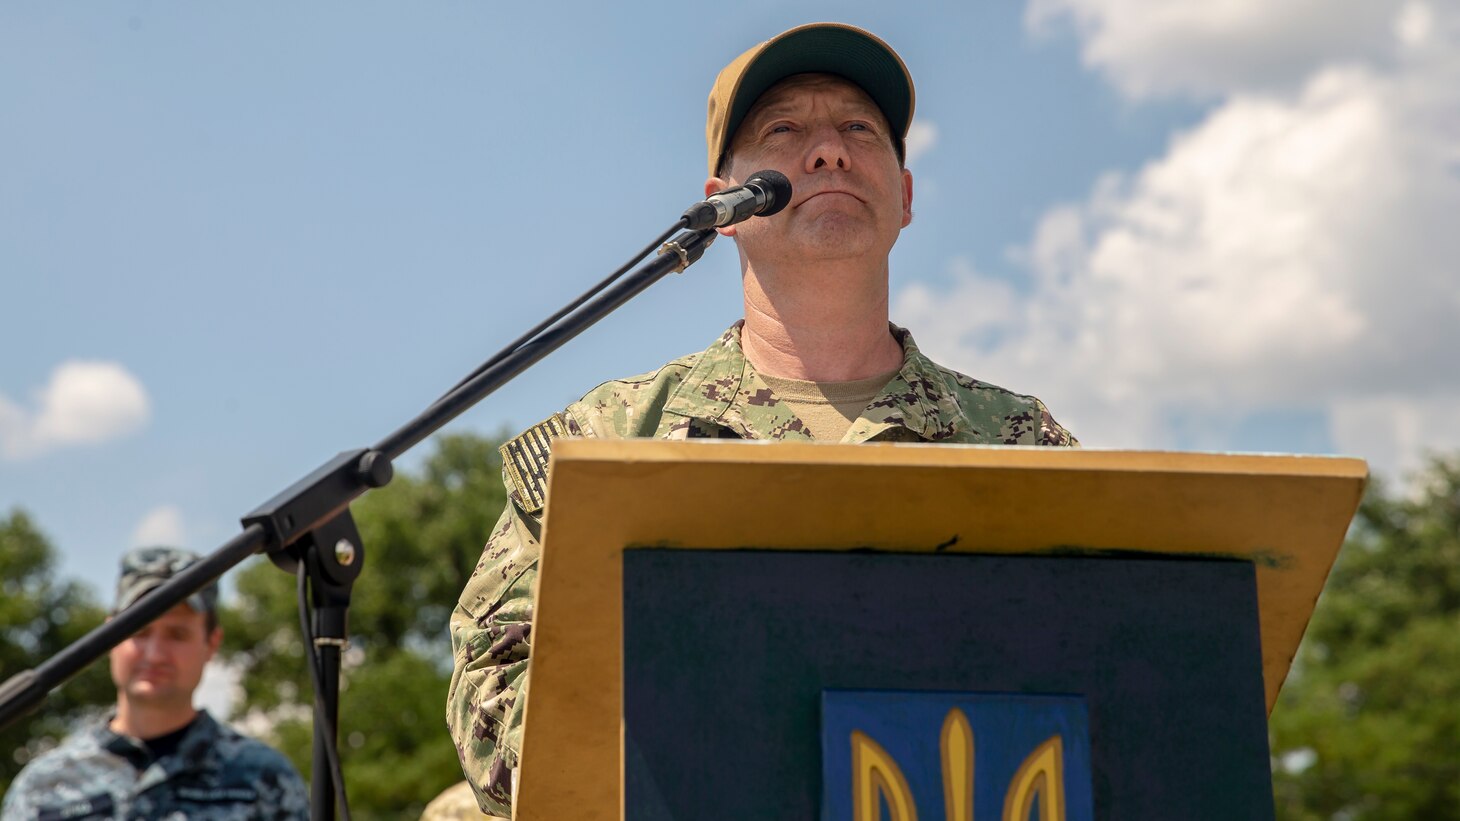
[114,546,219,615]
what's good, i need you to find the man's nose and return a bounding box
[805,124,850,172]
[138,634,168,660]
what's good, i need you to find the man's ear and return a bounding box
[900,168,914,228]
[206,625,223,658]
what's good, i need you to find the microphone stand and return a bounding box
[0,223,718,819]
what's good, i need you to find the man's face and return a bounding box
[712,73,913,266]
[109,602,220,708]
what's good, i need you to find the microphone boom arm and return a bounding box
[0,223,718,820]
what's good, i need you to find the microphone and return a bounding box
[682,170,792,230]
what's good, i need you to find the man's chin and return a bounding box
[738,213,894,265]
[792,222,884,258]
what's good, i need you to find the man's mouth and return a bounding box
[797,190,862,207]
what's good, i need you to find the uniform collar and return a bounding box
[95,709,220,780]
[660,323,766,439]
[661,322,970,442]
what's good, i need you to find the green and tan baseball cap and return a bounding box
[705,22,916,176]
[114,546,219,615]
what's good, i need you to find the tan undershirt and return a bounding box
[757,369,899,442]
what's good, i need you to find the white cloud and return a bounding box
[1026,0,1422,99]
[0,361,151,460]
[897,5,1460,479]
[131,505,186,548]
[1395,1,1437,48]
[904,118,940,165]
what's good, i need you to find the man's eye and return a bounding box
[847,123,870,132]
[769,125,792,134]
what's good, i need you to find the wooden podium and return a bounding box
[513,440,1367,820]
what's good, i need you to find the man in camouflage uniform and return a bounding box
[2,547,308,820]
[446,22,1077,817]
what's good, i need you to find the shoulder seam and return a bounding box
[577,353,699,394]
[930,361,1040,402]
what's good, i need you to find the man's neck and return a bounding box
[111,698,198,741]
[740,263,903,381]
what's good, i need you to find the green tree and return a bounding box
[0,509,115,794]
[1271,455,1460,820]
[221,431,507,819]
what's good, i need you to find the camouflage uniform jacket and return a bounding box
[446,322,1077,815]
[1,710,308,820]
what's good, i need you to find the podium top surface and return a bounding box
[517,440,1367,819]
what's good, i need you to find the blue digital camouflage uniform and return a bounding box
[445,321,1078,815]
[1,710,308,820]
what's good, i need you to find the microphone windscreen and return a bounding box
[749,170,793,217]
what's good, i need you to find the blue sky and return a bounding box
[4,1,1457,604]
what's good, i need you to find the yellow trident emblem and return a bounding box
[850,708,1067,821]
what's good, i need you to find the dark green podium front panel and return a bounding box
[622,550,1273,820]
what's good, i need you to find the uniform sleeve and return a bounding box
[269,755,310,819]
[1035,398,1079,447]
[2,763,41,819]
[447,496,540,817]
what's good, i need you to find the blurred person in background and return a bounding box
[2,547,308,819]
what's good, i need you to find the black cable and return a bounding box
[435,217,689,402]
[297,566,352,821]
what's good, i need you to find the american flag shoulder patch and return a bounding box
[499,413,571,515]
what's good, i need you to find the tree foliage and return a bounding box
[1271,455,1460,820]
[220,431,507,819]
[0,509,115,795]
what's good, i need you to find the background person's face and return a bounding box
[109,602,220,709]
